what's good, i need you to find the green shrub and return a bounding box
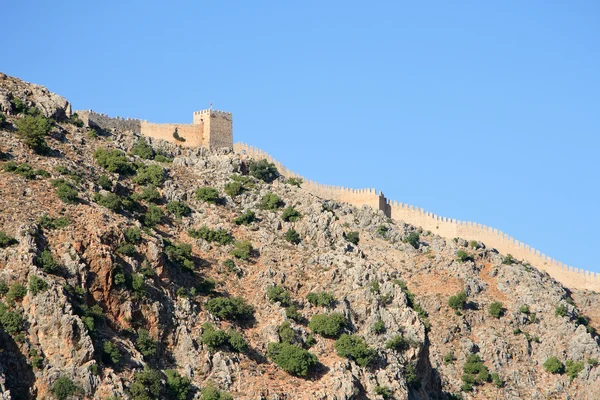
[267,342,318,377]
[196,186,220,204]
[544,356,565,374]
[94,148,134,174]
[165,369,191,400]
[143,205,164,227]
[281,206,301,222]
[94,192,122,212]
[260,192,284,210]
[448,291,467,311]
[224,181,244,197]
[103,341,121,365]
[462,354,490,386]
[285,305,303,322]
[164,241,195,272]
[369,280,380,294]
[6,283,27,303]
[230,241,253,260]
[334,334,377,367]
[153,154,173,163]
[166,201,192,218]
[52,179,78,204]
[587,358,599,367]
[249,159,278,183]
[2,161,48,179]
[469,240,479,249]
[188,226,233,245]
[405,362,421,388]
[308,312,347,338]
[443,350,456,365]
[277,321,299,345]
[135,328,157,359]
[227,329,248,353]
[286,177,303,187]
[28,276,48,296]
[234,210,256,225]
[374,386,392,399]
[138,185,162,203]
[555,304,567,317]
[30,349,43,369]
[15,115,52,154]
[406,232,420,249]
[0,231,18,248]
[131,138,154,160]
[491,372,503,387]
[502,254,516,265]
[306,291,335,307]
[124,227,142,243]
[565,360,584,381]
[519,304,530,314]
[200,384,234,400]
[284,229,300,244]
[372,319,385,334]
[97,174,112,190]
[52,376,78,400]
[488,302,503,318]
[0,306,24,335]
[0,111,5,125]
[377,225,390,237]
[36,249,59,273]
[206,296,254,321]
[129,367,162,400]
[267,285,291,306]
[385,335,409,352]
[38,214,70,230]
[69,113,84,127]
[0,281,8,296]
[201,323,229,350]
[134,164,165,186]
[456,250,474,263]
[117,243,137,257]
[346,231,359,245]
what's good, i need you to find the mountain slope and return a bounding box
[0,73,599,400]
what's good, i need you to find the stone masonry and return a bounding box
[75,109,233,150]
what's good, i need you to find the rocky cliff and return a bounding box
[0,74,599,399]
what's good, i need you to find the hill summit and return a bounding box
[0,73,599,399]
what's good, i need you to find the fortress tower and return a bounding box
[75,108,233,150]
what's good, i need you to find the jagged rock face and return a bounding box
[1,74,600,399]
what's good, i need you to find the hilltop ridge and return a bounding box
[1,73,600,399]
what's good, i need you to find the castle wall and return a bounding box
[206,111,233,150]
[234,142,600,291]
[77,110,142,133]
[140,121,204,147]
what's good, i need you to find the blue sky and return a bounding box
[3,1,599,272]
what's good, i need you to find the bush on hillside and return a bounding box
[166,201,192,218]
[52,179,78,204]
[267,285,291,306]
[308,312,347,338]
[281,206,302,222]
[334,334,377,367]
[35,249,60,274]
[196,187,220,204]
[405,232,420,249]
[544,356,565,374]
[52,376,79,400]
[15,115,52,154]
[230,241,253,260]
[103,341,122,365]
[284,228,300,244]
[28,276,48,296]
[94,148,134,174]
[260,192,284,210]
[448,291,467,311]
[345,231,359,245]
[249,159,278,183]
[134,164,165,186]
[135,328,157,359]
[306,291,335,307]
[94,192,122,212]
[385,335,409,352]
[131,137,154,159]
[143,205,164,227]
[38,214,70,230]
[165,369,191,400]
[188,226,233,245]
[129,367,162,400]
[267,342,318,377]
[234,210,256,225]
[224,181,244,197]
[488,301,503,318]
[0,232,18,248]
[206,296,254,321]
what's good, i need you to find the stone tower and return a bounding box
[193,109,233,150]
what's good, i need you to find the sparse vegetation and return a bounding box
[134,164,165,186]
[131,137,154,159]
[167,201,192,218]
[206,296,254,321]
[286,177,303,187]
[406,232,420,249]
[565,360,584,381]
[267,342,318,377]
[52,376,79,400]
[448,291,467,311]
[188,226,233,245]
[249,159,278,183]
[36,249,60,273]
[230,240,253,260]
[267,285,291,306]
[385,335,409,352]
[345,231,359,245]
[372,319,385,334]
[135,328,157,359]
[15,114,52,154]
[260,192,284,210]
[2,161,49,179]
[196,186,220,204]
[94,148,134,174]
[224,181,244,197]
[456,250,473,263]
[103,341,122,365]
[284,228,300,244]
[0,231,18,248]
[95,192,122,212]
[28,275,48,296]
[488,301,503,318]
[555,304,567,317]
[234,210,256,225]
[165,369,191,400]
[281,206,301,222]
[38,214,70,230]
[334,334,377,367]
[309,312,346,338]
[306,291,335,307]
[544,356,565,374]
[52,179,78,204]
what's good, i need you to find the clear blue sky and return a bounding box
[3,1,599,273]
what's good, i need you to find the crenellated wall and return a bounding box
[234,142,600,291]
[75,109,232,150]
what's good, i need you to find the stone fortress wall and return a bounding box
[234,142,600,291]
[75,109,233,150]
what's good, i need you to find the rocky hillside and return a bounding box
[1,73,600,400]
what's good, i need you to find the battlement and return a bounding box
[75,108,233,150]
[234,142,600,291]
